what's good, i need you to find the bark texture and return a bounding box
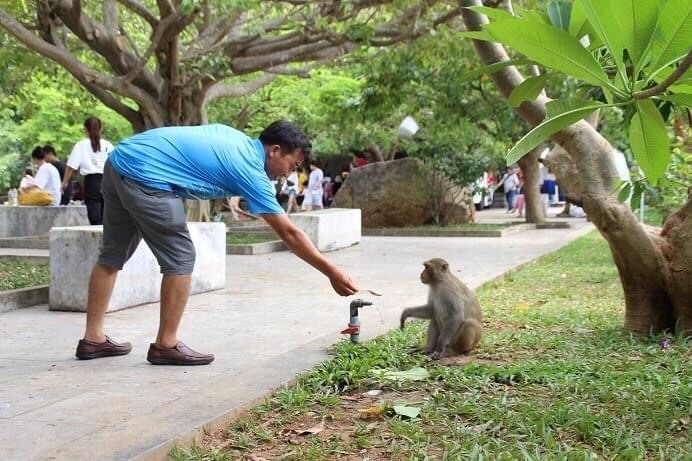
[517,147,544,224]
[461,0,692,335]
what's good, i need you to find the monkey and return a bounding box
[400,258,482,360]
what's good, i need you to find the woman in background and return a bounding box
[62,117,114,224]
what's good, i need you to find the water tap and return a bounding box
[340,298,373,343]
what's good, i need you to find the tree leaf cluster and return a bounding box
[471,0,691,184]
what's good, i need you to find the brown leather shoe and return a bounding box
[76,336,132,360]
[147,342,214,366]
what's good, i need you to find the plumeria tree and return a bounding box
[460,0,691,334]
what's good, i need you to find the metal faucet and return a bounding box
[340,299,373,343]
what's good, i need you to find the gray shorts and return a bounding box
[98,160,195,275]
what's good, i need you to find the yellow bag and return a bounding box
[19,189,54,206]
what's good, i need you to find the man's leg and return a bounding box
[83,263,120,343]
[155,274,191,348]
[76,163,140,360]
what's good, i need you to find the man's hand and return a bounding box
[262,213,359,296]
[327,267,358,296]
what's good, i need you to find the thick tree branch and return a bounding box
[50,0,160,95]
[103,1,118,34]
[204,73,278,104]
[230,40,349,74]
[182,10,243,60]
[634,50,692,99]
[0,8,164,126]
[460,0,546,125]
[121,10,188,82]
[116,0,157,28]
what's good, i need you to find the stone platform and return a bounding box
[49,223,226,312]
[289,208,361,252]
[0,205,88,237]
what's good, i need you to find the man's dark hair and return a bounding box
[31,146,45,160]
[42,145,57,157]
[259,120,311,161]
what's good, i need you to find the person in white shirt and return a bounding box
[19,168,37,190]
[21,147,61,206]
[62,117,115,224]
[282,170,300,213]
[301,160,323,211]
[498,166,519,213]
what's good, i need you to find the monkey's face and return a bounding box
[420,264,434,284]
[420,258,450,284]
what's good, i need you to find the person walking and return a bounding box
[62,117,114,223]
[498,166,519,213]
[74,120,358,366]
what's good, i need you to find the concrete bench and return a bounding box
[49,223,226,312]
[0,205,89,237]
[289,208,361,252]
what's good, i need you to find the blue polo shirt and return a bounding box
[109,124,283,214]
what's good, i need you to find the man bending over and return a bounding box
[75,121,358,365]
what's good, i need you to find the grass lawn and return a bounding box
[172,232,691,460]
[0,259,49,291]
[226,233,277,245]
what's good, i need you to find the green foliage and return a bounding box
[0,56,133,190]
[475,0,691,183]
[405,120,499,188]
[507,99,605,164]
[629,100,671,183]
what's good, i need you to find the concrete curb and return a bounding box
[226,240,288,255]
[363,223,535,238]
[0,285,49,313]
[133,334,337,461]
[0,235,49,249]
[0,254,49,264]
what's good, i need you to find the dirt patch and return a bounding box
[200,389,438,460]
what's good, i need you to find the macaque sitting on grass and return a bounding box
[400,258,482,359]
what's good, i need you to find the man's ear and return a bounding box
[268,145,281,158]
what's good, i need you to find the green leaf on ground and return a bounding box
[371,367,431,382]
[393,405,421,419]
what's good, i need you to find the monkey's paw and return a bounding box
[407,346,432,355]
[429,350,447,360]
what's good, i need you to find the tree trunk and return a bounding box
[518,147,544,224]
[461,0,692,336]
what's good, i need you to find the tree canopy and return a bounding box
[0,0,460,130]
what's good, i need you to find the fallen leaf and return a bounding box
[340,395,361,401]
[393,405,421,419]
[298,420,325,436]
[358,404,387,419]
[371,367,430,382]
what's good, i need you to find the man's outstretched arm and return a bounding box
[262,213,358,296]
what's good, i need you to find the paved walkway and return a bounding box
[0,214,593,461]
